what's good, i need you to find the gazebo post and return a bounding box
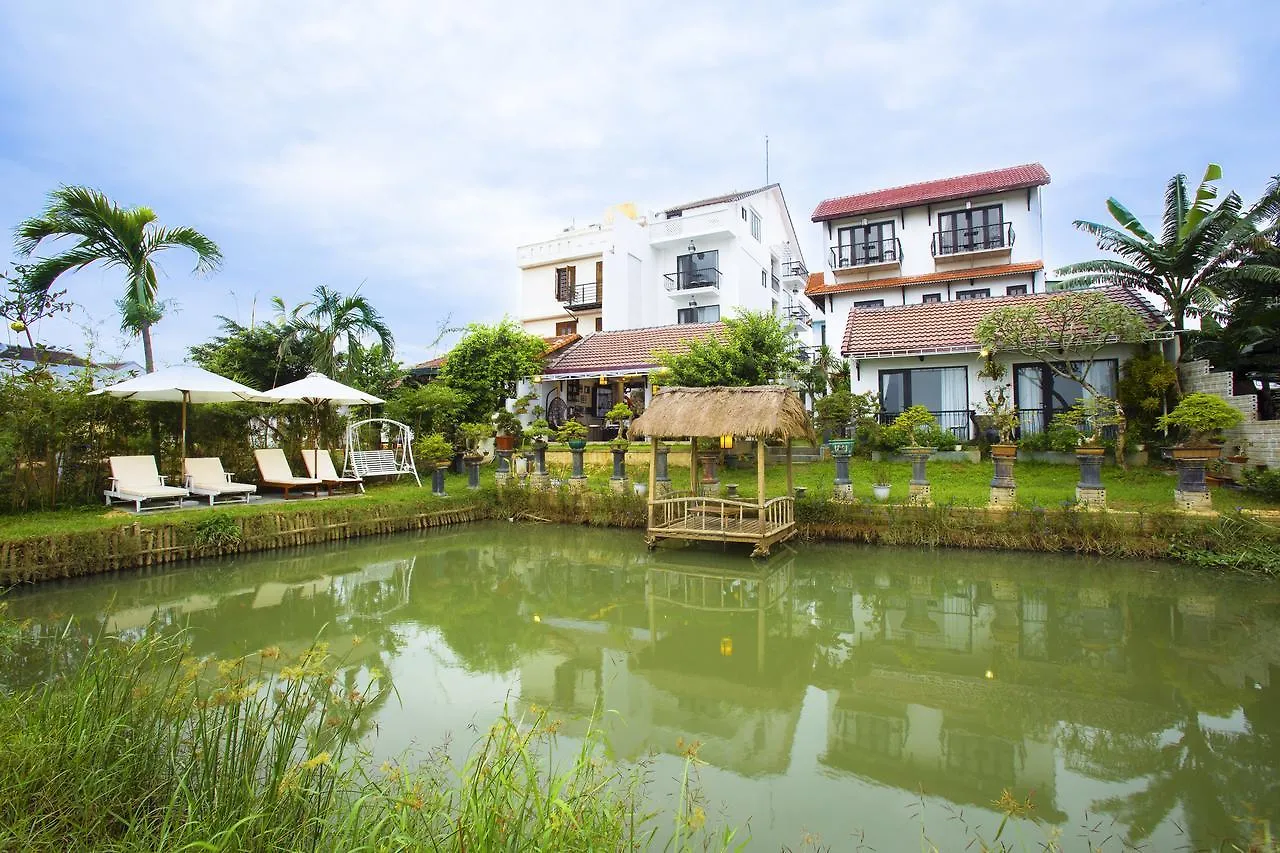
[785,441,793,496]
[757,436,766,536]
[647,437,657,530]
[689,436,698,495]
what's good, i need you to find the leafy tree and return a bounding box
[655,310,801,387]
[1057,165,1280,335]
[281,285,394,381]
[343,342,402,398]
[438,319,547,422]
[14,186,222,372]
[0,265,72,354]
[383,382,466,439]
[189,319,310,390]
[814,389,853,435]
[1116,346,1179,442]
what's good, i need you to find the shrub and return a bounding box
[555,420,588,443]
[1157,393,1244,445]
[890,405,937,445]
[415,432,455,465]
[814,390,853,435]
[525,418,554,444]
[1243,468,1280,502]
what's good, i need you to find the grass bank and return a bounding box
[0,616,738,851]
[2,460,1279,585]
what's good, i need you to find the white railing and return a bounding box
[650,494,794,534]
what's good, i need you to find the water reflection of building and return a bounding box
[520,555,812,777]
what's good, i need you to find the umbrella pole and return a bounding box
[181,390,189,464]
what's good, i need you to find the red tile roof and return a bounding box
[841,286,1165,358]
[812,164,1051,222]
[545,323,726,375]
[807,261,1044,297]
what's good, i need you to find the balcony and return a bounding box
[649,208,736,247]
[785,304,812,327]
[830,238,903,272]
[778,258,808,292]
[558,281,602,310]
[932,222,1015,258]
[664,268,722,295]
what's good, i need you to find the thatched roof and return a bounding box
[631,386,815,440]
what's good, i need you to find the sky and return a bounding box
[1,0,1278,371]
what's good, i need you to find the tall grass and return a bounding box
[0,617,742,851]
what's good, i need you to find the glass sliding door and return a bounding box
[878,367,970,437]
[675,250,719,289]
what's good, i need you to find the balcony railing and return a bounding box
[780,258,809,279]
[558,281,602,310]
[831,237,903,270]
[786,304,812,327]
[663,268,722,291]
[932,222,1015,257]
[878,409,974,441]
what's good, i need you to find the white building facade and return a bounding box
[516,185,820,344]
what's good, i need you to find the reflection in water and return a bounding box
[4,524,1280,850]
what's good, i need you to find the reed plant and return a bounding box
[0,620,741,851]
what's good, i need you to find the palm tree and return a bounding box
[14,186,222,372]
[1057,166,1280,344]
[285,285,394,380]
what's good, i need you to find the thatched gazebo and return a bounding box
[630,386,815,557]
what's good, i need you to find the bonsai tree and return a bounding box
[457,422,494,456]
[815,389,854,437]
[492,408,522,439]
[556,419,588,444]
[981,386,1019,445]
[525,418,554,445]
[1059,396,1125,447]
[605,401,634,440]
[414,432,455,467]
[1157,393,1243,447]
[890,405,937,448]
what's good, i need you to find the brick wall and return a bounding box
[1181,359,1279,469]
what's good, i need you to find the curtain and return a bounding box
[1016,366,1044,433]
[940,368,967,412]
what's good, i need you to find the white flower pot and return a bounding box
[873,485,891,501]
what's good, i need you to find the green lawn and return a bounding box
[0,457,1274,543]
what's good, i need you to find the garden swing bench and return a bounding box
[343,418,421,487]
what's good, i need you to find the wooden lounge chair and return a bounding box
[184,457,257,505]
[104,455,189,512]
[253,448,322,498]
[302,449,364,494]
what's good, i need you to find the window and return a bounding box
[555,320,577,336]
[594,317,603,332]
[936,204,1005,255]
[956,288,990,300]
[814,320,826,347]
[1006,284,1027,296]
[554,266,577,301]
[854,299,885,309]
[1013,360,1118,434]
[677,305,719,324]
[835,220,897,268]
[674,250,719,289]
[761,270,767,288]
[922,293,942,303]
[879,367,970,437]
[741,207,747,221]
[749,208,762,241]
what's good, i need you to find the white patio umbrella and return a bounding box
[259,372,384,474]
[90,364,262,461]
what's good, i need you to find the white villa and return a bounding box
[513,185,821,434]
[806,164,1172,437]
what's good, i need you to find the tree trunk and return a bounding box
[141,323,156,373]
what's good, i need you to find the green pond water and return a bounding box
[4,522,1279,851]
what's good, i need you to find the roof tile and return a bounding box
[545,323,726,375]
[662,184,777,217]
[812,164,1050,222]
[841,286,1165,357]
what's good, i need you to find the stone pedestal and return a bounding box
[532,443,548,476]
[905,446,932,506]
[1075,448,1106,509]
[611,449,627,480]
[530,472,551,490]
[725,483,739,498]
[465,456,481,489]
[431,466,447,497]
[831,439,853,501]
[909,483,931,505]
[610,478,631,494]
[698,453,719,497]
[495,449,513,485]
[1173,451,1215,512]
[989,445,1017,508]
[989,485,1016,507]
[654,444,670,491]
[569,445,586,479]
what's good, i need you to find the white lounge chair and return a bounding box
[104,455,189,512]
[254,449,322,498]
[184,457,257,505]
[302,449,364,494]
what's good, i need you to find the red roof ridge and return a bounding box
[812,163,1050,222]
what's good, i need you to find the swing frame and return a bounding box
[343,418,422,487]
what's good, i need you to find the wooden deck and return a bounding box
[646,493,796,556]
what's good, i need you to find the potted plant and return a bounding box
[493,408,521,451]
[415,432,454,496]
[1226,440,1250,464]
[556,419,588,449]
[872,463,891,501]
[525,418,554,446]
[457,422,494,459]
[1157,393,1244,459]
[605,401,634,441]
